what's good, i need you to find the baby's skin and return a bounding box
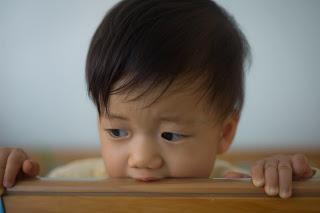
[0,147,315,199]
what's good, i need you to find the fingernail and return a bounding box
[253,179,264,187]
[4,180,12,188]
[280,189,291,199]
[266,187,278,196]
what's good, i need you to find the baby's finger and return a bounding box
[278,160,292,199]
[251,160,265,187]
[3,148,27,188]
[0,148,10,186]
[22,159,40,177]
[291,154,314,178]
[264,158,279,196]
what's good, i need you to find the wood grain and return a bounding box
[4,177,320,197]
[2,148,319,212]
[2,178,320,213]
[4,196,320,213]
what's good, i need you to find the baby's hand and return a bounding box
[0,147,40,188]
[251,154,315,199]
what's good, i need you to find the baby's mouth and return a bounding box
[134,177,161,182]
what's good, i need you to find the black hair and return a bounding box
[86,0,251,123]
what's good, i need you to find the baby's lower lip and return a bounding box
[135,177,160,182]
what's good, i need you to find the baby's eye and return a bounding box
[105,129,128,138]
[161,132,185,142]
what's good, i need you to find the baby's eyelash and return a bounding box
[105,129,128,138]
[161,132,187,141]
[104,129,188,142]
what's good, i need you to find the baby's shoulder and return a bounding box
[47,158,107,178]
[210,159,250,178]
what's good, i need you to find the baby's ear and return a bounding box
[217,112,240,154]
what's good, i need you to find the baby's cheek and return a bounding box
[105,159,127,177]
[102,151,127,178]
[168,157,215,178]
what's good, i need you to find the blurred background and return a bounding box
[1,0,320,153]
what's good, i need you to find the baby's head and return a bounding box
[85,0,250,180]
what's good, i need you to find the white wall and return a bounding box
[1,0,319,149]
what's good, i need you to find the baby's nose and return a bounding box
[128,140,163,169]
[128,155,163,169]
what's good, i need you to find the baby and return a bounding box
[0,0,319,200]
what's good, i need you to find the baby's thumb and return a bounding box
[22,159,40,177]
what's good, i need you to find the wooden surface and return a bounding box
[1,148,319,212]
[4,177,320,196]
[1,178,320,213]
[4,196,320,213]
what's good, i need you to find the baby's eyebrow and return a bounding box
[106,112,128,121]
[158,115,194,125]
[106,112,195,125]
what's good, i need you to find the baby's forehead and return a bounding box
[112,75,206,103]
[105,74,219,120]
[107,88,217,125]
